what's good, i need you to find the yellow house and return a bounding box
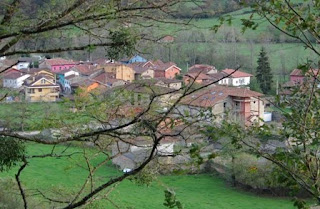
[115,65,135,82]
[24,70,60,102]
[101,63,135,82]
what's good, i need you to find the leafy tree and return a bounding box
[256,47,273,94]
[212,1,320,208]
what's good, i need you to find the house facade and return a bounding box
[24,71,60,102]
[39,58,77,72]
[180,86,264,126]
[3,71,30,88]
[115,65,135,82]
[289,69,319,83]
[220,69,253,86]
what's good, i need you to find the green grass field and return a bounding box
[151,6,318,82]
[0,144,296,209]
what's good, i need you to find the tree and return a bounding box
[0,1,222,208]
[0,0,184,59]
[0,1,244,207]
[256,47,273,94]
[212,0,320,208]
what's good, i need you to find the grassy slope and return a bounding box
[153,7,317,81]
[0,144,295,209]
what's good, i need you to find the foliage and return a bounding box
[249,77,262,93]
[256,47,273,94]
[163,189,184,209]
[107,28,138,60]
[129,166,158,187]
[231,153,278,189]
[0,137,24,172]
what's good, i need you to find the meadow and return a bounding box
[0,143,296,209]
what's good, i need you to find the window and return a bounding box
[38,88,42,92]
[41,79,45,84]
[28,89,35,94]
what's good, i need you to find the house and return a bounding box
[155,78,182,90]
[24,71,60,102]
[183,72,213,85]
[120,55,147,64]
[152,60,181,79]
[114,64,136,82]
[281,68,320,95]
[91,72,126,88]
[289,68,319,84]
[3,70,30,88]
[128,62,155,80]
[179,86,264,126]
[55,69,77,94]
[188,64,217,74]
[220,69,253,86]
[39,58,77,72]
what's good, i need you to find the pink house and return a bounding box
[153,60,181,79]
[40,58,77,72]
[290,69,320,84]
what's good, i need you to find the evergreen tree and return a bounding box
[256,47,273,94]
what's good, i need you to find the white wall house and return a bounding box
[3,72,30,88]
[17,62,30,70]
[221,69,253,87]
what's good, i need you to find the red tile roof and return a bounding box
[290,69,320,77]
[189,64,216,74]
[43,58,76,66]
[3,71,26,79]
[184,72,212,80]
[222,69,253,78]
[91,72,121,85]
[181,86,262,107]
[72,64,99,76]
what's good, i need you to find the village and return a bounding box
[0,54,316,173]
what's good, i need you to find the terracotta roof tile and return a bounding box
[222,69,253,78]
[181,86,262,108]
[184,72,212,80]
[43,58,76,66]
[188,64,216,74]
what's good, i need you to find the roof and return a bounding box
[91,72,121,85]
[43,58,76,66]
[222,69,253,78]
[208,72,226,81]
[153,61,179,72]
[3,71,27,79]
[188,64,216,74]
[128,62,150,74]
[184,72,212,80]
[24,75,57,87]
[71,79,96,87]
[290,69,302,76]
[181,86,263,108]
[156,78,182,84]
[290,69,320,77]
[21,68,52,75]
[72,64,99,76]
